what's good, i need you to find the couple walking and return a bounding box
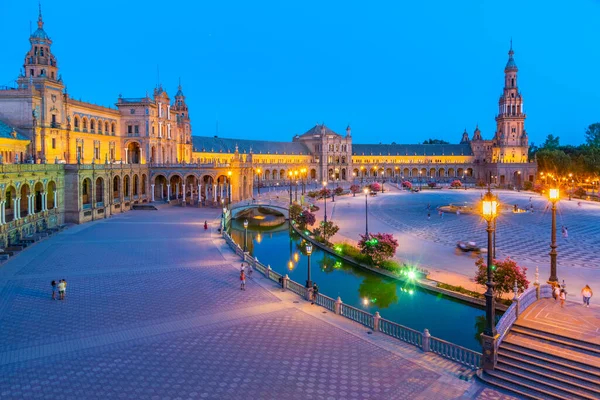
[51,279,67,300]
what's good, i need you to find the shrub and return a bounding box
[313,221,339,244]
[402,181,412,189]
[307,191,318,199]
[358,233,399,265]
[474,257,529,300]
[289,204,302,221]
[334,186,344,196]
[523,181,533,191]
[428,182,436,188]
[533,183,546,193]
[450,180,462,188]
[296,209,316,230]
[369,182,381,192]
[350,184,360,196]
[319,188,331,198]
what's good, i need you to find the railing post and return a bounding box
[513,281,520,318]
[306,287,313,302]
[536,283,541,300]
[266,265,271,279]
[422,329,431,352]
[373,311,380,332]
[335,296,342,315]
[283,274,289,291]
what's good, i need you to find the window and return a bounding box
[128,125,133,134]
[90,120,95,131]
[40,47,44,56]
[52,138,56,149]
[105,122,109,133]
[51,72,54,80]
[512,127,516,133]
[134,125,139,134]
[95,146,100,160]
[74,117,79,128]
[30,69,34,76]
[83,119,87,129]
[130,109,135,114]
[111,123,115,134]
[511,78,514,87]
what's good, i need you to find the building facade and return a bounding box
[0,9,535,236]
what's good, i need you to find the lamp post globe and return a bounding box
[306,243,313,288]
[243,219,249,252]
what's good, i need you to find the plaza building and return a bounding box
[0,9,536,242]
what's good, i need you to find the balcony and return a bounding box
[50,122,61,128]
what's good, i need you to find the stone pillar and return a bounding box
[335,297,342,315]
[282,274,289,291]
[373,311,381,331]
[151,184,155,202]
[481,333,499,371]
[54,190,58,209]
[28,195,33,215]
[42,192,47,211]
[306,287,313,302]
[125,148,129,164]
[422,329,431,352]
[198,184,202,207]
[181,184,186,206]
[175,183,179,199]
[0,201,4,225]
[213,184,217,202]
[14,198,19,219]
[166,184,171,201]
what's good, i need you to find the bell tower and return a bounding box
[172,81,192,162]
[494,41,528,163]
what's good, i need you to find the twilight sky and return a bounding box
[1,1,598,146]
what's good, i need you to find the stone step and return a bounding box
[513,324,600,354]
[497,357,600,396]
[132,204,158,211]
[503,333,600,369]
[479,370,559,400]
[495,364,596,400]
[498,347,600,384]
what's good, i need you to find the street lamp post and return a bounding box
[243,219,249,252]
[306,243,313,288]
[288,171,293,204]
[221,206,227,233]
[364,187,369,237]
[322,181,328,223]
[419,171,422,191]
[481,189,498,371]
[294,171,299,202]
[548,188,559,283]
[381,172,385,193]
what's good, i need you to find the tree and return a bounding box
[296,209,316,230]
[313,220,339,244]
[536,148,571,174]
[402,181,412,189]
[450,180,462,188]
[369,182,381,192]
[289,204,302,221]
[349,184,360,196]
[334,186,344,196]
[423,139,450,145]
[318,188,331,199]
[474,257,529,300]
[542,134,560,150]
[585,123,600,148]
[358,233,399,265]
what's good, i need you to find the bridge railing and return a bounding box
[495,283,553,350]
[221,230,483,370]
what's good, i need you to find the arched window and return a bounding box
[105,122,109,133]
[511,78,514,87]
[74,117,79,128]
[83,118,88,129]
[111,123,116,134]
[90,120,95,131]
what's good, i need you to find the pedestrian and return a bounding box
[51,280,56,300]
[553,284,561,301]
[240,263,245,272]
[562,226,568,239]
[581,285,593,308]
[560,289,566,308]
[427,212,430,220]
[247,263,253,278]
[57,279,65,300]
[240,270,246,291]
[311,283,319,305]
[204,220,208,230]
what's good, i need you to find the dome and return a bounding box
[505,57,517,71]
[31,28,49,40]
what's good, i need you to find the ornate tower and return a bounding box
[172,82,192,162]
[494,41,528,163]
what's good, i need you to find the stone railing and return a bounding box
[222,230,483,370]
[495,283,553,349]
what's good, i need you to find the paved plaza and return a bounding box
[319,186,600,302]
[0,206,516,399]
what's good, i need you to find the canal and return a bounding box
[229,220,490,351]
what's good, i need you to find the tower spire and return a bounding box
[38,1,43,29]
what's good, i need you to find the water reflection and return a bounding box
[228,220,487,351]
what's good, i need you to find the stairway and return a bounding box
[480,323,600,399]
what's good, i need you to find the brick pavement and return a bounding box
[0,206,515,399]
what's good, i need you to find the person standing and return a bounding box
[311,283,319,305]
[57,280,65,300]
[582,285,593,308]
[240,270,246,291]
[560,289,566,308]
[51,280,57,300]
[553,284,561,301]
[62,279,67,300]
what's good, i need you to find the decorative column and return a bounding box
[198,184,202,207]
[160,184,164,199]
[0,200,4,225]
[175,183,179,199]
[166,184,171,201]
[181,184,186,206]
[28,195,33,215]
[151,184,155,202]
[14,198,20,219]
[42,192,47,211]
[124,148,129,164]
[213,184,217,202]
[54,190,58,209]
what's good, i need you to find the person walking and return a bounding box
[204,220,208,230]
[247,263,253,278]
[51,280,57,300]
[240,270,246,291]
[582,285,593,308]
[560,289,566,308]
[57,279,65,300]
[553,284,561,301]
[311,283,319,305]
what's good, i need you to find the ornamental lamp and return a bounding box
[482,191,498,221]
[243,219,249,229]
[549,188,559,202]
[363,188,369,194]
[306,243,313,256]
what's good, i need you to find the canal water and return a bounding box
[229,220,488,351]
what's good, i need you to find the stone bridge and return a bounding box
[229,202,289,219]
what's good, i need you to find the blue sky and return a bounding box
[1,1,598,146]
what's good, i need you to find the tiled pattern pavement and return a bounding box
[0,206,515,399]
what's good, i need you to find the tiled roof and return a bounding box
[352,143,473,156]
[299,124,341,137]
[0,121,30,141]
[192,136,310,155]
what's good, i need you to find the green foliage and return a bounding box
[313,220,339,244]
[542,134,560,150]
[423,138,450,144]
[288,204,302,221]
[585,123,600,147]
[358,233,399,265]
[296,210,316,230]
[523,181,533,191]
[574,187,586,198]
